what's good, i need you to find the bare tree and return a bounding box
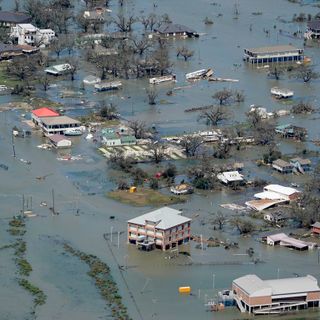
[131,36,152,56]
[39,74,50,91]
[213,143,231,159]
[148,142,167,163]
[233,90,245,103]
[128,120,148,139]
[180,134,203,157]
[268,67,283,80]
[210,211,226,230]
[246,108,263,129]
[152,46,172,75]
[50,38,66,57]
[176,46,194,61]
[230,217,255,235]
[199,106,229,126]
[113,13,136,32]
[76,13,90,33]
[146,87,158,105]
[6,56,37,80]
[212,88,233,105]
[66,58,78,81]
[292,101,315,114]
[99,102,118,120]
[294,65,319,83]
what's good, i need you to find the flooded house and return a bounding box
[266,233,316,250]
[101,128,136,146]
[243,45,304,64]
[263,211,287,224]
[217,171,244,185]
[275,124,307,140]
[304,19,320,39]
[37,116,81,136]
[272,159,293,174]
[31,107,60,126]
[48,134,72,149]
[11,23,55,46]
[290,157,311,172]
[127,207,191,251]
[232,274,320,314]
[154,23,199,37]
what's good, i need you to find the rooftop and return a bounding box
[217,171,243,182]
[40,116,80,126]
[32,107,60,118]
[128,207,191,230]
[18,23,37,31]
[264,184,300,196]
[155,23,197,34]
[245,199,286,211]
[272,159,292,168]
[267,233,312,249]
[311,222,320,229]
[290,157,311,165]
[49,134,71,143]
[233,274,320,297]
[245,45,302,55]
[0,43,22,53]
[308,19,320,30]
[0,11,31,24]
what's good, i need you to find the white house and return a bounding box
[11,23,55,46]
[217,171,244,184]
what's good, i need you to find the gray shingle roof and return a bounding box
[155,23,197,35]
[0,43,22,53]
[0,11,31,24]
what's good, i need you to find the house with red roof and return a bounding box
[31,107,59,125]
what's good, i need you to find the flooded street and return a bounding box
[1,0,320,319]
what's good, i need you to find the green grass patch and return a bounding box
[18,279,47,306]
[16,258,32,276]
[108,188,186,207]
[64,243,131,320]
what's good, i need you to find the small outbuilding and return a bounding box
[49,134,72,148]
[311,222,320,236]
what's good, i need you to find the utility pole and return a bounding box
[11,132,16,158]
[110,226,113,242]
[52,189,55,215]
[117,231,120,248]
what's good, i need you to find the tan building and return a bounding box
[127,207,191,251]
[232,274,320,315]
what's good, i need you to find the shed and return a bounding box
[311,222,320,235]
[49,134,72,148]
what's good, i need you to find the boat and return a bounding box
[149,75,176,84]
[270,87,294,99]
[64,128,83,136]
[186,68,213,80]
[95,81,122,92]
[170,183,193,195]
